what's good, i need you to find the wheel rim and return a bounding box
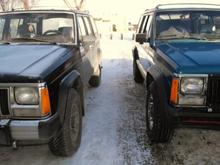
[147,90,154,131]
[70,104,80,144]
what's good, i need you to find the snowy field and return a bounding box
[0,39,219,165]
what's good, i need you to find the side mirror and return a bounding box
[135,33,149,44]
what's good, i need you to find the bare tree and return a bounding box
[74,0,85,10]
[0,0,10,11]
[22,0,29,10]
[0,0,38,11]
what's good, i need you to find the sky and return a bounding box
[36,0,220,15]
[30,0,220,23]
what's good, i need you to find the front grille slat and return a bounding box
[0,89,9,116]
[207,77,220,112]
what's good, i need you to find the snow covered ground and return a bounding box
[0,39,219,165]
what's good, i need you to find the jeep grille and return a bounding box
[207,76,220,112]
[0,89,10,116]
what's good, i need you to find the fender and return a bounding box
[147,65,171,103]
[56,70,84,124]
[132,47,139,60]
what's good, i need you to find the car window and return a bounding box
[41,16,74,43]
[90,17,98,34]
[84,16,93,35]
[77,16,87,38]
[0,13,75,43]
[10,19,23,38]
[138,15,146,33]
[43,17,73,34]
[0,18,5,39]
[142,16,149,33]
[145,15,153,35]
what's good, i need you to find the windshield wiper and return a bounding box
[10,37,58,45]
[158,34,207,40]
[185,35,207,40]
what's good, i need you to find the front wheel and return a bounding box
[48,89,82,156]
[146,82,173,143]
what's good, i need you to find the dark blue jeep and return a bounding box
[133,4,220,143]
[0,7,102,156]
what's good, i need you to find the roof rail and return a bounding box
[145,3,220,12]
[11,5,79,12]
[156,3,220,9]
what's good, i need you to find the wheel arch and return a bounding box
[147,66,170,103]
[57,70,85,124]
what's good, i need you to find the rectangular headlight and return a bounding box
[10,84,51,118]
[14,87,39,105]
[181,78,205,95]
[170,76,208,106]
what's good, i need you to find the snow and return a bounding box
[0,39,219,165]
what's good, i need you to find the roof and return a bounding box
[145,3,220,12]
[11,5,74,12]
[0,5,89,15]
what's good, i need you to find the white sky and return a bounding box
[34,0,220,22]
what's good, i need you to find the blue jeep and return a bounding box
[133,4,220,143]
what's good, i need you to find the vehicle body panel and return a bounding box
[157,41,220,74]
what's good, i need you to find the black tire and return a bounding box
[146,82,173,143]
[89,66,102,87]
[48,89,82,156]
[133,59,144,83]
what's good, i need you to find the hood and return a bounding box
[157,41,220,74]
[0,44,72,83]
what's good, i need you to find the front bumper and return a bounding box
[0,113,61,145]
[168,106,220,129]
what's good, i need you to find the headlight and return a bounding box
[170,76,207,106]
[14,87,39,105]
[181,78,204,95]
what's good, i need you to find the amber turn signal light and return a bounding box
[40,87,51,116]
[170,78,179,104]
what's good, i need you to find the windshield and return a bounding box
[156,10,220,41]
[0,12,75,44]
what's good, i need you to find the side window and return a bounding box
[142,16,149,33]
[90,17,98,34]
[84,16,93,35]
[77,16,87,38]
[0,18,5,39]
[145,15,153,35]
[138,15,146,33]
